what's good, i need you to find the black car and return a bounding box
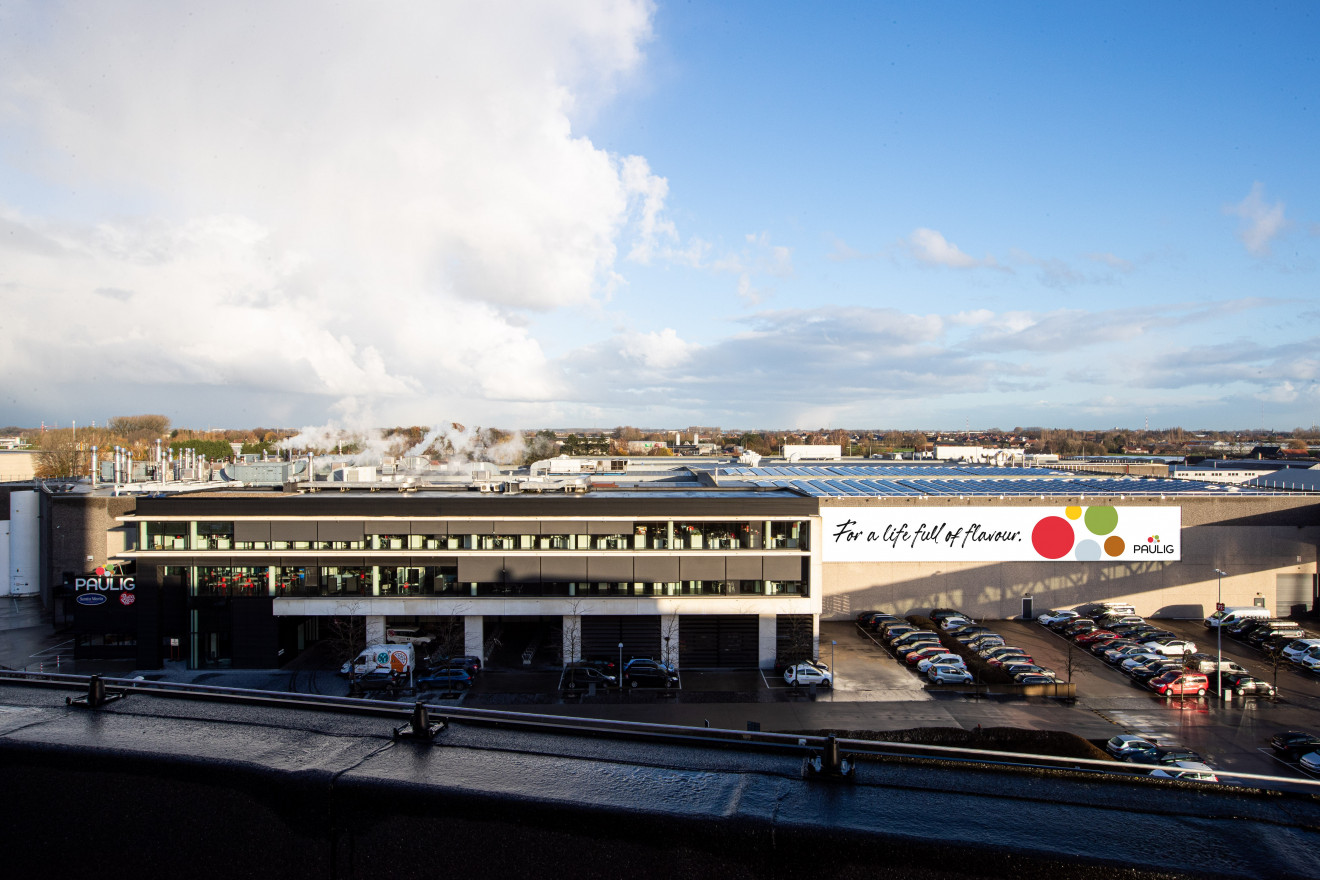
[561,666,616,689]
[578,657,619,675]
[1217,673,1275,697]
[622,662,679,688]
[1129,661,1181,683]
[1128,746,1203,766]
[1269,731,1320,760]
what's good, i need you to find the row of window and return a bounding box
[171,565,807,599]
[141,520,809,552]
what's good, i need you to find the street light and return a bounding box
[1214,569,1228,698]
[830,640,836,697]
[618,642,624,690]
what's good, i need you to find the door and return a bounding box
[1021,597,1034,620]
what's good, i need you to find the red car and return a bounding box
[1149,671,1209,697]
[1075,629,1117,644]
[906,646,949,665]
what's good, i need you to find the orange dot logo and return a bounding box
[1104,536,1125,557]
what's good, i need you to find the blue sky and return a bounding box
[1,1,1317,434]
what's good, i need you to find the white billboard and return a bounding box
[822,505,1181,563]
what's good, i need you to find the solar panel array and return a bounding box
[716,466,1269,497]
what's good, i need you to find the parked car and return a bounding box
[784,663,832,688]
[385,625,435,646]
[986,653,1033,668]
[1056,618,1096,634]
[967,635,1006,651]
[1300,752,1320,774]
[927,664,974,684]
[1149,671,1209,697]
[1129,661,1182,683]
[1216,672,1275,697]
[906,646,951,665]
[1297,652,1320,672]
[1037,609,1080,626]
[939,616,973,630]
[1269,731,1320,761]
[1149,762,1219,782]
[1280,639,1320,663]
[930,609,971,625]
[1141,638,1197,657]
[1186,654,1247,675]
[1106,734,1158,759]
[561,665,616,689]
[624,661,679,688]
[1119,653,1169,673]
[1003,663,1056,679]
[1128,746,1203,766]
[917,653,967,672]
[417,668,473,690]
[1075,630,1119,645]
[892,630,941,649]
[1014,673,1056,685]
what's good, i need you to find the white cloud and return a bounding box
[0,1,665,424]
[1226,182,1286,256]
[903,227,1001,269]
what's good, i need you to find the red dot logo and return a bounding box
[1032,516,1075,559]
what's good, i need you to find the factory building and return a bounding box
[11,457,1319,670]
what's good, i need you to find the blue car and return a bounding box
[417,668,473,690]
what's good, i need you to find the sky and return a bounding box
[1,1,1318,434]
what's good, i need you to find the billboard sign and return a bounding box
[822,505,1181,563]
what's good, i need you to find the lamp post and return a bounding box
[830,640,836,698]
[618,642,624,690]
[1214,568,1227,699]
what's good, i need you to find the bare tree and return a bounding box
[428,603,473,661]
[661,611,680,670]
[562,599,586,667]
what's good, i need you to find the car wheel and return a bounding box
[1235,688,1245,697]
[1197,687,1207,696]
[566,680,576,689]
[630,680,639,688]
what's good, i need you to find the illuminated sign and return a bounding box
[822,506,1181,562]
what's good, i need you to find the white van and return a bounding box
[1203,606,1271,628]
[340,643,416,678]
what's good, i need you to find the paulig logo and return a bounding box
[1133,534,1175,554]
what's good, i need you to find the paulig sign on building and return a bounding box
[822,505,1181,563]
[67,564,137,607]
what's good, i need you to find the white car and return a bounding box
[940,616,973,630]
[1142,639,1196,656]
[1037,609,1079,626]
[385,626,435,646]
[928,664,973,684]
[1149,761,1219,782]
[784,663,833,688]
[917,653,966,672]
[1301,751,1320,774]
[1282,639,1320,664]
[1297,653,1320,673]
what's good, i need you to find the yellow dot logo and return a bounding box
[1065,506,1082,520]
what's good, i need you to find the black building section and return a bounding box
[133,492,818,519]
[678,614,759,667]
[581,615,662,662]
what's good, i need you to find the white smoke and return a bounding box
[281,417,527,474]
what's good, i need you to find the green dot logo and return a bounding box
[1083,506,1118,535]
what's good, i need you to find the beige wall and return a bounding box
[819,496,1320,620]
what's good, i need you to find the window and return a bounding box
[146,522,189,550]
[196,522,234,550]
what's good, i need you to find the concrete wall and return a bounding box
[820,496,1320,620]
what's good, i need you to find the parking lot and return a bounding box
[5,595,1319,790]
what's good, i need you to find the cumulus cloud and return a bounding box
[0,0,665,424]
[903,227,1002,270]
[1226,182,1286,256]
